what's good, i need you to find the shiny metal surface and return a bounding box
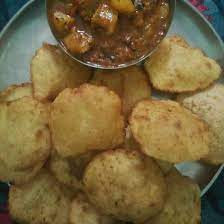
[46,0,176,69]
[0,0,223,196]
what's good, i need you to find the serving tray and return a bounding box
[0,0,223,196]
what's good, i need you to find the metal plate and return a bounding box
[0,0,223,196]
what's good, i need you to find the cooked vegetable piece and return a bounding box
[110,0,135,13]
[64,27,94,54]
[52,11,75,34]
[158,2,169,18]
[133,11,144,27]
[91,3,118,34]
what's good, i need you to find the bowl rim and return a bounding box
[46,0,176,70]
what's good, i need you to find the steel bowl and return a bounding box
[46,0,176,69]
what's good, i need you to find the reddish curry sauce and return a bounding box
[50,0,170,67]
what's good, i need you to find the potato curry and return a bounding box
[49,0,170,67]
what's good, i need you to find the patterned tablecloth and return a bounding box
[0,0,224,223]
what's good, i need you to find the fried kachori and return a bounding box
[148,168,201,224]
[177,84,224,165]
[9,170,70,224]
[0,159,44,185]
[155,160,173,176]
[0,96,51,169]
[0,83,32,102]
[129,100,211,163]
[91,66,151,118]
[31,43,91,102]
[144,35,221,93]
[83,149,167,223]
[50,84,124,158]
[49,150,97,191]
[124,126,173,175]
[70,193,116,224]
[2,31,222,224]
[91,69,123,97]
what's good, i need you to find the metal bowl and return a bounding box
[46,0,176,69]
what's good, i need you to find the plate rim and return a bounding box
[181,0,224,49]
[0,0,223,197]
[0,0,36,40]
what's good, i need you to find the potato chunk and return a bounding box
[52,11,75,34]
[63,27,94,54]
[110,0,135,13]
[92,3,118,34]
